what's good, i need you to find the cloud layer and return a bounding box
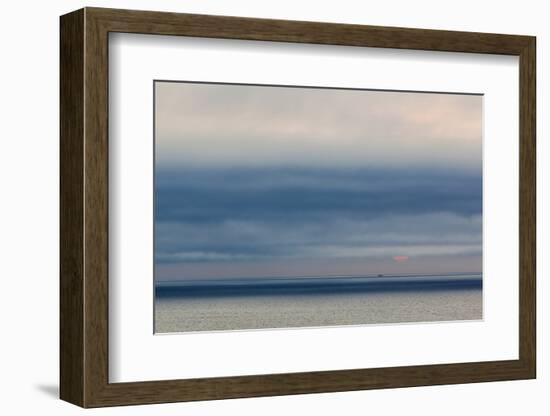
[155,167,482,279]
[155,82,482,170]
[154,82,483,280]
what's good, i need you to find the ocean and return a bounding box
[154,274,482,333]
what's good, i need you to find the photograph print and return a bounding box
[154,81,483,333]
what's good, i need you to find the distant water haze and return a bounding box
[156,254,482,281]
[155,273,483,333]
[155,274,482,298]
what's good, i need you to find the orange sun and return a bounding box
[393,255,409,262]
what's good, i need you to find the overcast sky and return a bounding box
[154,81,482,281]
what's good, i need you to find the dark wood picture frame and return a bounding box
[60,7,536,408]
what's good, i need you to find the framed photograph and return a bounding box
[60,7,536,407]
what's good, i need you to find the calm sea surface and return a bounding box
[154,274,482,333]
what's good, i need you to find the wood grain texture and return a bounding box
[59,7,537,408]
[88,7,532,54]
[518,38,536,375]
[83,10,110,406]
[59,8,84,407]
